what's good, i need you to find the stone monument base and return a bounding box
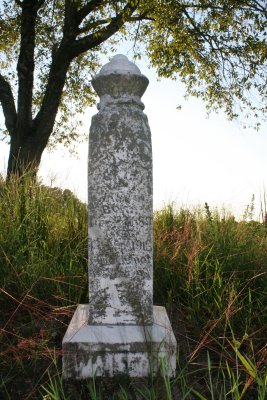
[62,305,176,379]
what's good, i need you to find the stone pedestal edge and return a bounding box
[62,305,177,379]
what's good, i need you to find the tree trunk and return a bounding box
[7,132,46,178]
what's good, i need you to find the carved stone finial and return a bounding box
[92,54,149,110]
[99,54,142,76]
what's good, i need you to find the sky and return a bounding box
[1,52,267,219]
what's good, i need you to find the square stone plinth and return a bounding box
[62,305,176,379]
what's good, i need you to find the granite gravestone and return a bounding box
[62,55,176,378]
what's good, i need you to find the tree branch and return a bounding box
[76,0,104,25]
[15,0,46,11]
[62,0,79,39]
[181,3,224,10]
[182,7,212,45]
[244,0,267,14]
[33,51,71,146]
[16,1,39,135]
[78,14,154,35]
[70,1,139,57]
[0,74,17,136]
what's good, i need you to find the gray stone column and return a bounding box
[88,54,153,325]
[62,55,176,379]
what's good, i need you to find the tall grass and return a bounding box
[0,176,266,399]
[153,203,267,399]
[0,173,88,303]
[0,173,88,399]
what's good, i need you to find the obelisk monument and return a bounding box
[63,55,176,378]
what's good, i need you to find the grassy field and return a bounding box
[0,175,266,399]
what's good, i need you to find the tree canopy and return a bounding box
[0,0,266,176]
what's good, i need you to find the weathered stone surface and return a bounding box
[88,55,153,325]
[62,55,176,379]
[63,305,176,378]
